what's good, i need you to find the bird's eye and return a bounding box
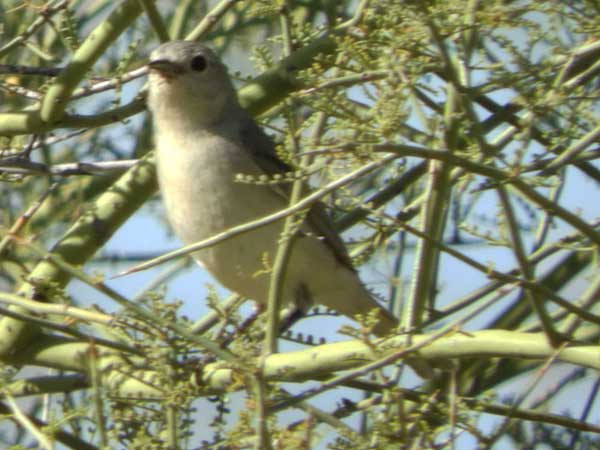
[190,55,207,72]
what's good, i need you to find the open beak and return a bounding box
[147,59,184,77]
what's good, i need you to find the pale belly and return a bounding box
[156,132,295,302]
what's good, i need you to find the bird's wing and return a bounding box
[239,114,356,271]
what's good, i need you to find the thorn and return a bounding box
[109,265,141,279]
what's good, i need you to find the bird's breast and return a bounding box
[155,127,287,290]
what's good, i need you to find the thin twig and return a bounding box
[0,64,63,76]
[0,159,138,176]
[5,394,54,450]
[0,0,70,58]
[186,0,242,41]
[71,66,147,100]
[0,183,57,256]
[0,292,113,325]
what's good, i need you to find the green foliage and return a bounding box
[1,0,600,449]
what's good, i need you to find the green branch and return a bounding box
[39,0,143,124]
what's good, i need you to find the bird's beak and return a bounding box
[147,59,184,77]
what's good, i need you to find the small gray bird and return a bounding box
[146,41,397,336]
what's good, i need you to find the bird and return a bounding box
[146,40,398,336]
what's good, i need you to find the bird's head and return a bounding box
[147,41,238,126]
